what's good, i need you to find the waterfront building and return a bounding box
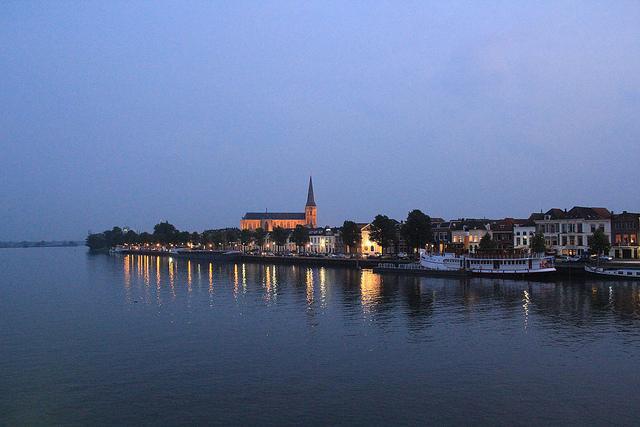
[450,219,490,253]
[488,218,515,251]
[309,227,342,254]
[513,217,537,252]
[534,207,611,256]
[360,223,382,256]
[240,177,317,231]
[432,219,452,252]
[611,211,640,259]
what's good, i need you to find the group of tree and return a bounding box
[367,209,433,256]
[341,221,361,253]
[86,222,243,251]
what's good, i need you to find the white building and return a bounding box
[513,223,536,251]
[309,227,341,254]
[534,207,611,256]
[450,220,489,253]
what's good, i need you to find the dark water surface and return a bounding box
[2,248,640,425]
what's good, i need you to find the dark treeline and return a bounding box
[86,221,241,251]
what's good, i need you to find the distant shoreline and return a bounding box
[0,241,83,249]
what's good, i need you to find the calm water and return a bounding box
[2,248,640,425]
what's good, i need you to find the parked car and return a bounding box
[590,254,613,262]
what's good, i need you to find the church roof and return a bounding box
[306,176,316,207]
[242,212,306,220]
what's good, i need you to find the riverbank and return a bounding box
[112,248,640,279]
[117,248,411,269]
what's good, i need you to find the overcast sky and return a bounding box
[1,1,639,240]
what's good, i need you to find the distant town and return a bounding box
[86,177,638,261]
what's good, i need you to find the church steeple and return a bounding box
[305,176,317,228]
[306,176,316,207]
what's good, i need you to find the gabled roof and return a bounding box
[612,211,640,220]
[451,219,489,231]
[243,212,306,220]
[544,208,567,219]
[542,207,611,220]
[567,206,611,220]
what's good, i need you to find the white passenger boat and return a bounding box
[584,265,640,279]
[420,252,555,275]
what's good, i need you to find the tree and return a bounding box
[341,221,362,254]
[479,233,498,252]
[153,221,178,245]
[139,232,152,245]
[223,228,240,249]
[530,232,546,254]
[123,229,138,245]
[176,231,190,245]
[270,227,289,253]
[190,232,201,246]
[86,233,107,251]
[589,228,611,256]
[240,229,253,251]
[254,228,267,250]
[291,225,310,253]
[369,215,396,255]
[400,209,433,256]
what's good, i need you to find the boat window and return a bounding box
[627,272,633,275]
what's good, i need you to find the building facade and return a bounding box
[241,177,317,231]
[309,227,342,254]
[513,221,536,252]
[534,207,611,256]
[360,223,382,255]
[611,211,640,259]
[451,220,490,253]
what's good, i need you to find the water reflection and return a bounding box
[360,269,382,312]
[111,255,640,336]
[306,268,314,306]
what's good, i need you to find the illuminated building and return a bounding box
[533,206,612,256]
[611,211,640,259]
[309,227,342,254]
[240,176,317,231]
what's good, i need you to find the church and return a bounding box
[240,177,317,231]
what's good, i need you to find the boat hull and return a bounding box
[584,265,640,280]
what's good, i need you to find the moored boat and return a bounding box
[584,265,640,279]
[420,252,556,276]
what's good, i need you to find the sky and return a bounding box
[1,1,639,240]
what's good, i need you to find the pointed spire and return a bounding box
[306,176,316,207]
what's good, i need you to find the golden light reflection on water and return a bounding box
[319,267,327,307]
[306,268,314,306]
[522,290,530,330]
[209,263,213,291]
[360,269,382,312]
[168,257,176,297]
[156,256,162,306]
[265,265,271,292]
[242,264,247,293]
[187,260,192,293]
[123,255,131,289]
[123,255,132,303]
[271,266,278,298]
[233,264,239,298]
[143,255,150,288]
